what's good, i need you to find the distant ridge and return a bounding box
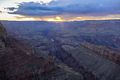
[1,19,120,23]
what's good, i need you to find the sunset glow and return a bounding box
[1,13,120,21]
[0,0,120,21]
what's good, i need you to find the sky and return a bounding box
[0,0,120,21]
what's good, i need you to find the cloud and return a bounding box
[7,0,120,17]
[8,2,64,16]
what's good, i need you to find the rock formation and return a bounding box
[0,22,82,80]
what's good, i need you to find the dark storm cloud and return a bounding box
[7,0,120,16]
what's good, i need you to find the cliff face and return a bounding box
[0,22,7,40]
[0,22,6,54]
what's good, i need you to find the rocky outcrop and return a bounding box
[0,22,7,41]
[61,43,120,80]
[81,42,120,64]
[0,22,6,56]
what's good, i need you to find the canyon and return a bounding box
[0,20,120,80]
